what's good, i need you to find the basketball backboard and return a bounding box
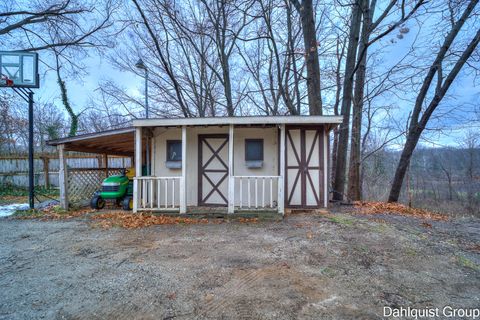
[0,51,39,88]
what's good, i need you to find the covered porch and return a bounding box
[47,127,137,209]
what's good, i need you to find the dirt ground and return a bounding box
[1,208,479,320]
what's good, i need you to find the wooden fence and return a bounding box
[0,153,132,188]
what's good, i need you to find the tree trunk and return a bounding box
[332,0,362,201]
[347,0,374,201]
[286,0,302,115]
[388,128,422,202]
[222,56,234,116]
[331,38,345,187]
[291,0,323,115]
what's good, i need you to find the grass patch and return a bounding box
[456,255,480,271]
[328,215,355,226]
[13,209,44,218]
[357,244,369,253]
[405,247,418,257]
[319,266,336,277]
[369,223,388,233]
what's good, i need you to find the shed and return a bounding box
[49,116,342,214]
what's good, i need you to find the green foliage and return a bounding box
[45,124,61,140]
[328,215,354,226]
[57,71,78,137]
[456,255,480,271]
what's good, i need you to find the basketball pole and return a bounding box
[28,91,34,209]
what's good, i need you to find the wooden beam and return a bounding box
[64,145,133,157]
[180,126,187,214]
[57,144,69,210]
[228,124,234,214]
[278,124,285,215]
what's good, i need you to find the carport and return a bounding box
[47,127,139,209]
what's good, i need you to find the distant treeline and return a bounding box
[362,146,480,216]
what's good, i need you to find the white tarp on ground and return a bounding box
[0,204,29,217]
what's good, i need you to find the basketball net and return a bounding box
[1,74,14,86]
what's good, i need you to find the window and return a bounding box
[166,140,182,161]
[245,139,264,161]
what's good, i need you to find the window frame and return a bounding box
[166,140,182,162]
[245,139,264,162]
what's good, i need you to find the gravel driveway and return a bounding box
[0,210,479,319]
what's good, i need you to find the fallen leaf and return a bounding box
[353,201,448,221]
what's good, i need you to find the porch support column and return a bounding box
[278,124,285,215]
[133,127,142,213]
[323,127,328,208]
[228,124,234,214]
[58,144,69,210]
[180,126,187,214]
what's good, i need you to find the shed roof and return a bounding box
[133,115,343,128]
[47,116,343,156]
[47,127,135,156]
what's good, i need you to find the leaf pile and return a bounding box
[353,201,448,221]
[91,212,210,229]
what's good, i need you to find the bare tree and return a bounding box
[389,0,480,202]
[131,0,192,118]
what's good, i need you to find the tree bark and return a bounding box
[332,0,362,201]
[290,0,323,115]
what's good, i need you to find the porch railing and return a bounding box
[134,176,182,211]
[234,176,280,210]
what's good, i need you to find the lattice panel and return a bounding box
[67,169,123,203]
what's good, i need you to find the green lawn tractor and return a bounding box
[90,168,134,211]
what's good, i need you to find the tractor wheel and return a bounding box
[90,195,106,210]
[122,196,133,211]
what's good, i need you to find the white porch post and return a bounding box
[57,144,68,210]
[278,124,285,215]
[228,124,234,214]
[133,127,142,213]
[323,126,329,208]
[180,126,187,214]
